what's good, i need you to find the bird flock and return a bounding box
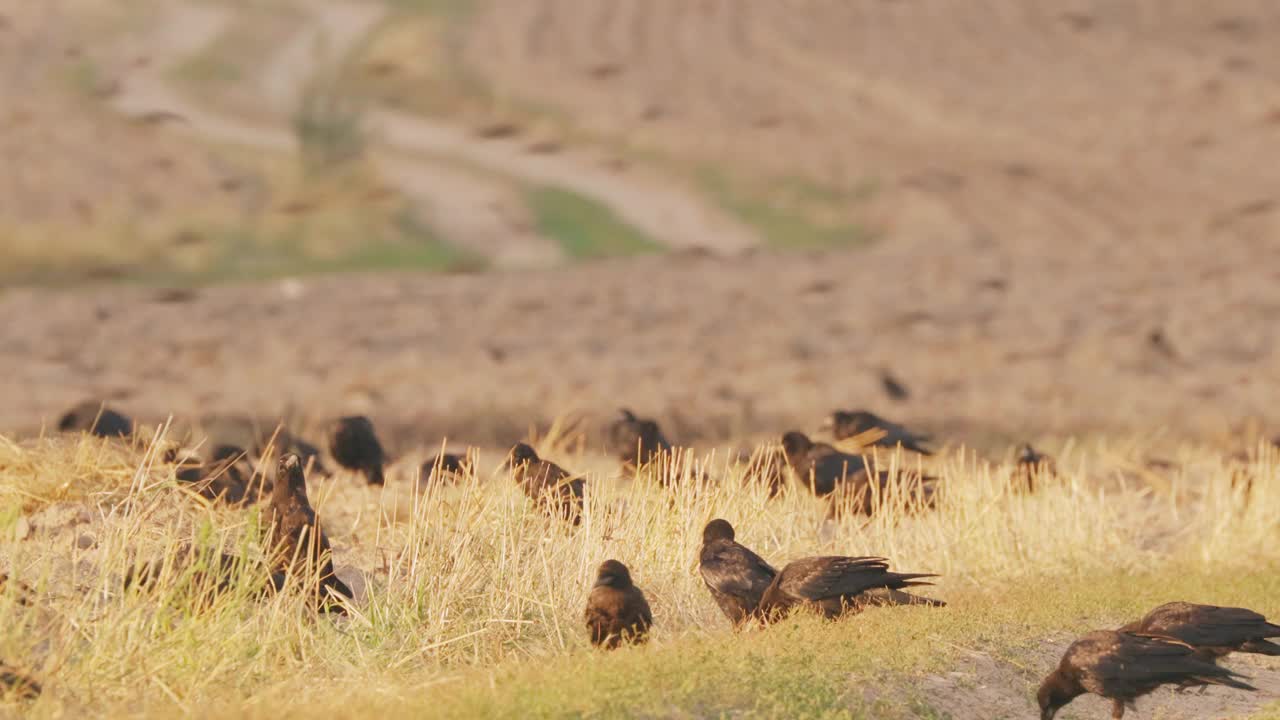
[8,399,1276,716]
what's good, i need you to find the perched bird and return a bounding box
[265,454,353,612]
[0,663,40,700]
[1014,443,1056,492]
[879,369,910,402]
[584,560,653,649]
[698,519,777,627]
[507,443,585,525]
[125,544,285,600]
[328,416,385,485]
[175,445,257,504]
[1119,602,1280,663]
[610,408,673,469]
[756,555,943,623]
[57,400,132,438]
[823,410,933,455]
[1037,630,1255,719]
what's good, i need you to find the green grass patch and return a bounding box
[527,185,662,259]
[698,167,878,249]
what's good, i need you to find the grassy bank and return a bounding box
[1,432,1277,717]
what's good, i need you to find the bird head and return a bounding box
[702,518,735,544]
[1035,671,1079,720]
[780,431,812,459]
[593,559,633,589]
[618,408,637,423]
[277,453,307,494]
[507,443,540,468]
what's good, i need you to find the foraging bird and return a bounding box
[507,443,585,525]
[57,400,132,438]
[756,555,943,623]
[698,519,777,627]
[125,544,285,600]
[879,369,910,402]
[265,454,353,612]
[584,560,652,649]
[420,451,474,484]
[779,431,867,497]
[328,416,386,485]
[1015,443,1056,492]
[0,664,40,700]
[175,445,258,504]
[1037,630,1255,719]
[610,408,673,469]
[782,432,936,514]
[1119,602,1280,663]
[823,410,933,455]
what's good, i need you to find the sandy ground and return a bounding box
[104,0,758,267]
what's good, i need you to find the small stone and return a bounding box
[13,516,30,541]
[75,534,95,550]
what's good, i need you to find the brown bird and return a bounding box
[1119,602,1280,663]
[0,663,40,700]
[823,410,933,455]
[780,431,867,497]
[756,555,943,623]
[698,519,777,628]
[610,408,673,469]
[584,559,653,649]
[256,426,330,477]
[1015,443,1056,492]
[265,454,353,612]
[781,432,936,514]
[507,443,585,525]
[125,544,285,600]
[420,450,475,485]
[58,400,133,438]
[328,416,385,485]
[1038,630,1255,719]
[879,369,910,402]
[175,445,259,504]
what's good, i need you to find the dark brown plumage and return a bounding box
[265,454,353,612]
[610,408,673,469]
[698,519,777,627]
[58,400,133,438]
[780,431,866,497]
[256,427,330,477]
[175,445,259,504]
[125,544,285,600]
[0,663,40,700]
[1118,602,1280,663]
[420,450,476,484]
[584,560,652,649]
[1037,630,1255,719]
[824,410,932,455]
[1015,443,1056,492]
[756,555,943,623]
[879,369,910,402]
[508,443,584,525]
[781,432,936,514]
[328,416,385,485]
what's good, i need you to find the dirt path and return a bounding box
[109,1,760,266]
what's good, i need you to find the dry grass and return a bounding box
[1,426,1278,717]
